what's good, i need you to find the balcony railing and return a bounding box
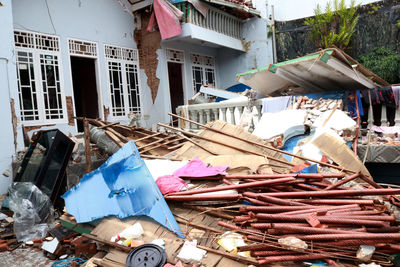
[176,98,263,132]
[174,1,242,39]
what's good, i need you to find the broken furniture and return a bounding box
[13,129,75,205]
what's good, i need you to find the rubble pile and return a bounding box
[2,114,400,266]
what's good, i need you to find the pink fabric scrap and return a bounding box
[173,158,228,178]
[156,175,187,195]
[146,0,182,40]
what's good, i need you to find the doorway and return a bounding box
[168,62,184,123]
[70,56,99,132]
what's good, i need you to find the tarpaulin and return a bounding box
[62,141,184,238]
[147,0,183,40]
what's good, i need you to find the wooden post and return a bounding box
[83,119,92,173]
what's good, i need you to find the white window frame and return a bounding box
[14,29,67,125]
[165,48,188,108]
[67,38,104,125]
[104,44,142,119]
[190,53,217,96]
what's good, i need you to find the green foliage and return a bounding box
[397,20,400,29]
[359,47,400,84]
[368,4,380,15]
[304,0,359,50]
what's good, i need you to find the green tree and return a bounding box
[359,47,400,84]
[304,0,359,50]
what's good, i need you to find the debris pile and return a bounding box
[164,171,400,265]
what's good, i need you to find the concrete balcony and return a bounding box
[165,0,247,51]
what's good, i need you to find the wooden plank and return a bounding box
[139,137,185,154]
[83,119,92,173]
[98,122,120,129]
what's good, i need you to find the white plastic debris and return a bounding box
[111,222,144,242]
[42,237,59,254]
[217,231,249,257]
[278,236,308,252]
[357,245,376,262]
[151,239,165,248]
[359,263,381,267]
[177,240,207,263]
[0,213,8,220]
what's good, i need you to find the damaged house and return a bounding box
[0,0,271,194]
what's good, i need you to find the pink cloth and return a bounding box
[146,0,182,40]
[173,158,228,178]
[156,175,187,195]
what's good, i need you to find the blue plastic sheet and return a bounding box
[62,141,184,238]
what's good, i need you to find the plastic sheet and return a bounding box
[8,182,54,242]
[156,175,188,195]
[62,141,184,238]
[173,158,227,178]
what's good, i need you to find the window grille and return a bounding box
[166,49,184,63]
[105,45,141,117]
[16,51,39,121]
[14,30,65,123]
[14,30,59,51]
[68,39,97,57]
[190,54,216,94]
[105,45,138,61]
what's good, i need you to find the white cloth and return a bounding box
[262,96,291,113]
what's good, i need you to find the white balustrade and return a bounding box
[176,98,263,132]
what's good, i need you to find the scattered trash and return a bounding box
[177,240,207,263]
[357,245,376,262]
[42,237,59,254]
[8,182,54,242]
[278,236,308,252]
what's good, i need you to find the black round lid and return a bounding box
[126,244,167,267]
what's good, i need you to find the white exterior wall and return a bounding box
[0,1,19,194]
[269,0,380,21]
[147,41,218,125]
[12,0,141,145]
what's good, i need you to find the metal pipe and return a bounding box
[237,243,271,252]
[258,253,327,264]
[241,206,318,213]
[242,197,271,206]
[243,193,308,206]
[264,224,370,235]
[168,177,295,196]
[252,250,301,257]
[256,188,400,198]
[217,221,241,230]
[255,213,386,227]
[323,172,360,190]
[280,204,359,216]
[323,215,395,222]
[300,233,400,241]
[296,199,375,205]
[296,173,345,179]
[165,194,241,201]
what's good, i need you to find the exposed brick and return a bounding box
[134,12,161,103]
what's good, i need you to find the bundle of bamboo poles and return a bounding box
[165,172,400,266]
